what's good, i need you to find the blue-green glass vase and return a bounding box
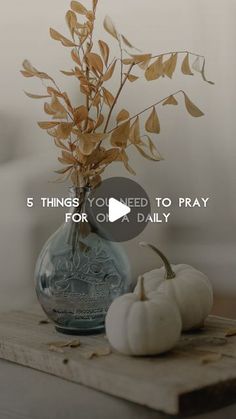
[35,187,131,335]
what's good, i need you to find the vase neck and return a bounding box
[69,186,91,200]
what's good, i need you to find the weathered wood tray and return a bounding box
[0,310,235,415]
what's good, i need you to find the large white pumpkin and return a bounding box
[106,277,181,356]
[134,243,213,332]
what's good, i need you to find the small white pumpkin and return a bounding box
[106,277,181,356]
[134,243,213,332]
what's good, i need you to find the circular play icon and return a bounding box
[86,177,151,242]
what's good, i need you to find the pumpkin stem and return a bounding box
[139,242,176,280]
[138,276,148,301]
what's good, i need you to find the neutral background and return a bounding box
[0,0,235,310]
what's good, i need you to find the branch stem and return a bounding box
[104,63,134,133]
[107,90,184,134]
[151,50,204,60]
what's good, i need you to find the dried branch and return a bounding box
[21,0,213,186]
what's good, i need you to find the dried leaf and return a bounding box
[92,0,98,11]
[121,35,134,49]
[120,149,136,175]
[94,114,104,129]
[50,95,68,119]
[122,58,134,65]
[55,166,73,175]
[24,91,50,99]
[181,53,193,76]
[86,52,104,75]
[225,328,236,337]
[129,117,141,144]
[69,340,81,348]
[49,345,65,353]
[22,59,38,74]
[192,56,202,73]
[61,151,78,165]
[200,352,222,364]
[79,133,107,155]
[48,339,81,350]
[98,40,110,66]
[131,54,152,65]
[71,1,87,15]
[66,10,77,37]
[54,137,71,151]
[135,143,162,161]
[163,95,178,106]
[50,28,76,47]
[201,58,215,85]
[74,105,88,124]
[71,48,82,66]
[61,70,75,76]
[38,121,60,130]
[163,53,178,78]
[116,109,130,124]
[56,122,73,139]
[21,70,34,78]
[86,10,95,22]
[126,73,139,82]
[110,120,130,147]
[91,92,101,108]
[146,136,163,160]
[22,60,53,81]
[103,16,118,40]
[82,347,111,359]
[102,87,114,108]
[183,93,204,117]
[103,60,116,81]
[54,166,73,181]
[138,57,152,70]
[95,148,120,167]
[145,107,160,134]
[145,56,163,81]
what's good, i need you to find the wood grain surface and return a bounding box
[0,310,235,415]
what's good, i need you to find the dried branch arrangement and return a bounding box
[21,0,213,187]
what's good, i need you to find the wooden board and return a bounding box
[0,310,236,416]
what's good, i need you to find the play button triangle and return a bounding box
[108,198,131,223]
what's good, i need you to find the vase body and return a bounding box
[35,187,131,334]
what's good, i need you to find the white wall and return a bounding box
[0,0,235,299]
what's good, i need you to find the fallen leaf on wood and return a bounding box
[200,352,222,364]
[82,347,112,359]
[225,328,236,337]
[47,339,81,353]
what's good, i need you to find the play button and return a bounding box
[108,198,131,223]
[86,177,151,242]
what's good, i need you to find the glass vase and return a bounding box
[35,186,131,335]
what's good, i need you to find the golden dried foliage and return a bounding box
[21,0,213,186]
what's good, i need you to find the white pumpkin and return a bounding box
[134,243,213,332]
[106,277,181,356]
